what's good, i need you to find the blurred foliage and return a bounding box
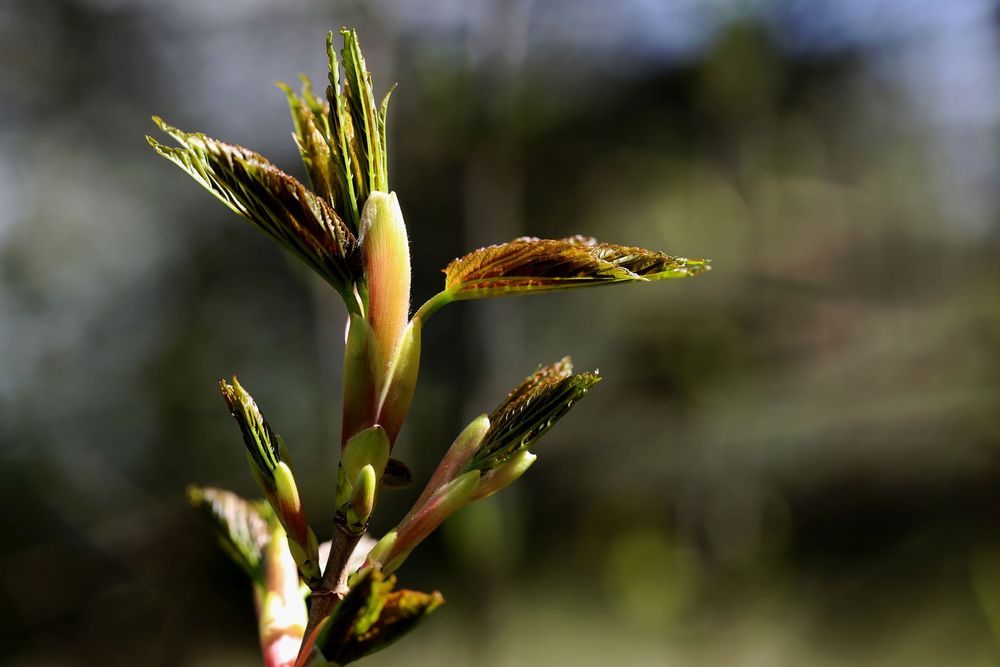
[2,1,1000,666]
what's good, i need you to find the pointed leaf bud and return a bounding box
[220,377,281,490]
[273,462,322,586]
[348,464,377,528]
[360,191,411,374]
[412,414,489,510]
[341,314,377,445]
[471,450,537,501]
[375,317,421,446]
[380,470,482,574]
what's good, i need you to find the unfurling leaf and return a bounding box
[219,377,282,484]
[338,28,388,197]
[219,377,322,586]
[443,235,710,298]
[467,356,600,471]
[279,78,336,208]
[326,29,394,231]
[147,118,360,301]
[187,486,272,584]
[317,568,443,664]
[471,449,537,501]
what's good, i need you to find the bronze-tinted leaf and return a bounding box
[279,78,337,210]
[187,486,272,584]
[318,568,443,665]
[468,357,600,471]
[340,588,444,662]
[147,118,360,298]
[443,235,710,299]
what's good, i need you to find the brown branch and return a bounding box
[297,517,363,664]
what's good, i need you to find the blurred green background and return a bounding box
[3,1,1000,665]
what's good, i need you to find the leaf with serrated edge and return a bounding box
[147,118,360,299]
[340,28,387,195]
[443,235,710,299]
[219,377,281,482]
[279,78,336,208]
[187,486,272,585]
[468,357,600,471]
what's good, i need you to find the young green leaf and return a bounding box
[220,377,282,485]
[325,29,393,234]
[187,486,272,585]
[440,235,710,300]
[219,377,322,587]
[147,118,361,304]
[467,357,600,471]
[279,78,336,208]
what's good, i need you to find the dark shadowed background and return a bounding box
[3,1,1000,665]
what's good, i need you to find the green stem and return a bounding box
[413,290,455,323]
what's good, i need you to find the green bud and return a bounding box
[360,192,411,373]
[348,464,377,528]
[342,425,390,483]
[341,314,377,445]
[375,317,421,446]
[273,462,305,539]
[273,462,322,586]
[471,450,537,501]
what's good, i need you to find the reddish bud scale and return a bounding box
[382,470,481,573]
[341,314,377,446]
[360,192,411,378]
[375,317,421,447]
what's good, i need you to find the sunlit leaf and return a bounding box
[443,235,710,299]
[339,28,387,196]
[187,486,272,585]
[467,357,600,471]
[219,376,282,484]
[279,77,337,208]
[147,118,360,298]
[324,29,393,233]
